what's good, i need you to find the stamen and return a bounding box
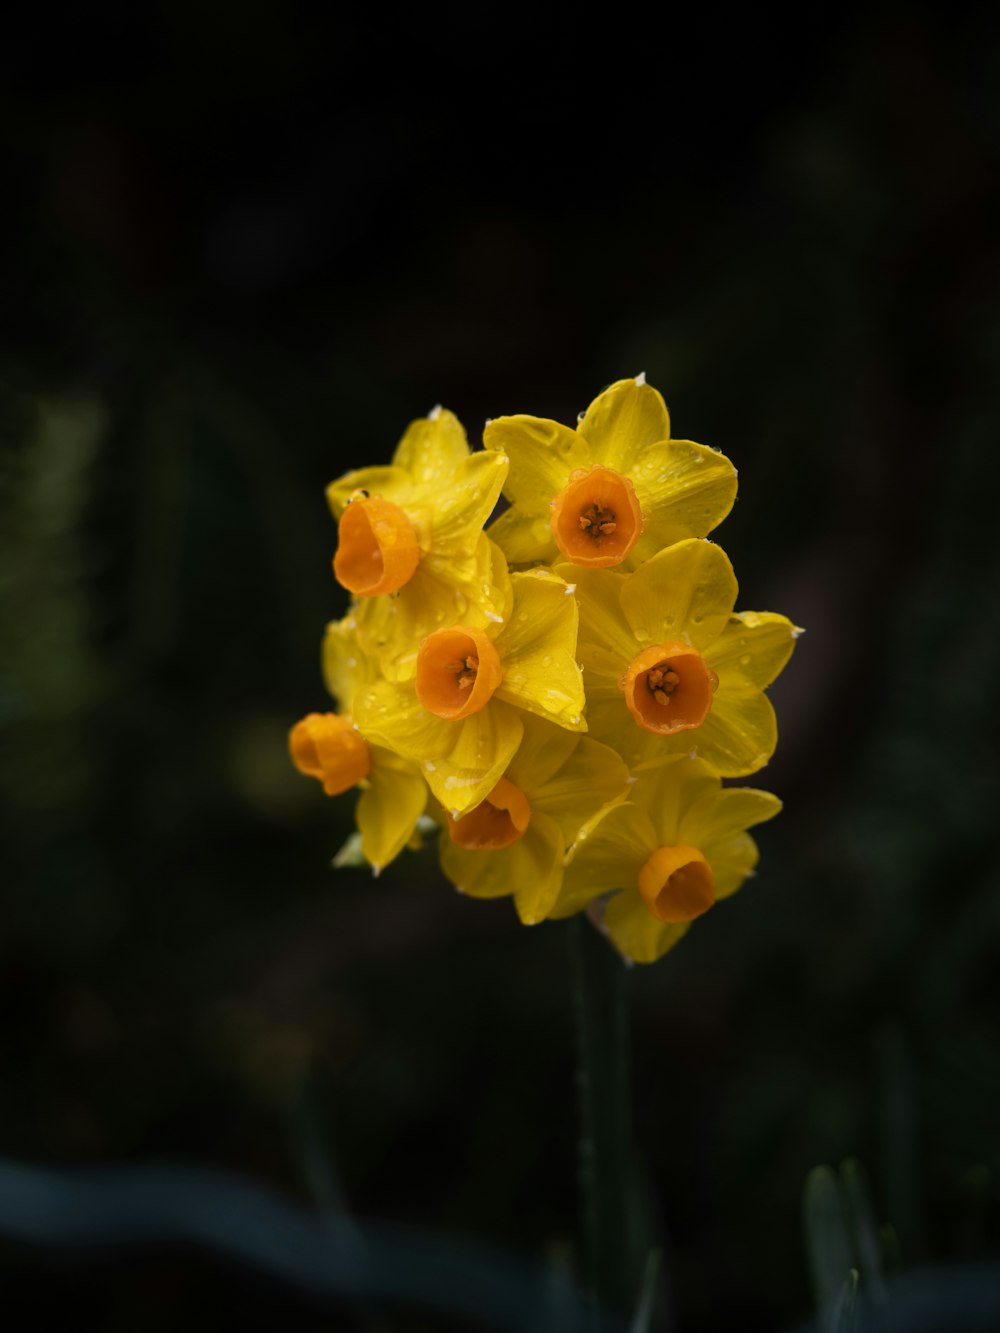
[577,500,618,542]
[646,662,683,706]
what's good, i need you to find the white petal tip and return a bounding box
[428,404,442,420]
[485,611,503,623]
[634,371,647,386]
[792,626,806,638]
[371,865,382,878]
[564,583,576,594]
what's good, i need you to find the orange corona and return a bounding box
[415,626,503,721]
[550,464,643,567]
[637,845,715,922]
[448,777,531,850]
[333,494,420,597]
[289,712,371,796]
[620,642,717,735]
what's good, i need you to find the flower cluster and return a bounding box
[290,378,798,963]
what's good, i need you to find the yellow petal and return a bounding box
[681,785,782,851]
[484,415,591,516]
[619,539,738,651]
[440,810,565,925]
[631,441,738,565]
[629,754,718,847]
[326,465,413,520]
[357,747,428,871]
[529,734,632,843]
[707,831,761,899]
[706,611,799,689]
[355,681,523,815]
[321,615,368,711]
[603,891,691,964]
[495,570,585,730]
[562,564,637,676]
[487,504,557,566]
[391,407,470,483]
[577,377,670,473]
[429,450,510,553]
[507,713,580,792]
[691,689,778,777]
[580,690,653,768]
[553,801,655,919]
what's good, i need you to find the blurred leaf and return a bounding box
[827,1269,859,1333]
[0,1156,623,1333]
[841,1158,887,1302]
[804,1165,855,1314]
[332,829,366,868]
[628,1248,661,1333]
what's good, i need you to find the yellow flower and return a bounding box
[327,407,511,679]
[352,568,586,815]
[552,754,782,963]
[437,715,631,925]
[485,376,737,571]
[289,617,429,874]
[566,537,798,776]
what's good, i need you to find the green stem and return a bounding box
[571,913,635,1320]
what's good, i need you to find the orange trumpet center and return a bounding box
[288,712,371,796]
[333,492,420,597]
[637,845,715,922]
[448,777,531,850]
[415,626,503,720]
[619,641,717,735]
[550,464,643,567]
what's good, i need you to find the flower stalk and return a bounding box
[571,913,639,1320]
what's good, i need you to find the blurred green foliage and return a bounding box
[2,4,1000,1330]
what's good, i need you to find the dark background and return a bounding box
[2,3,1000,1329]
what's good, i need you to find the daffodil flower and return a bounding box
[289,618,429,874]
[352,569,586,815]
[484,376,737,571]
[565,537,798,776]
[437,714,631,925]
[288,712,427,873]
[551,754,782,963]
[327,407,511,679]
